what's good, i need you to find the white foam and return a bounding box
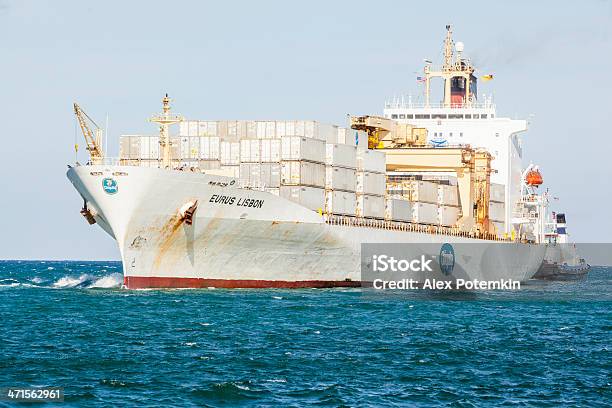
[53,274,91,288]
[88,273,123,289]
[31,277,43,284]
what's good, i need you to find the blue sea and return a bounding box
[0,261,610,407]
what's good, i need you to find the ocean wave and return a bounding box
[51,273,123,289]
[88,273,123,289]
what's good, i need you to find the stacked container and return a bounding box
[384,198,412,222]
[356,149,386,218]
[324,143,357,215]
[489,183,506,233]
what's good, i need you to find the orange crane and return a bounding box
[73,102,104,164]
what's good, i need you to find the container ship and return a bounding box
[67,26,548,289]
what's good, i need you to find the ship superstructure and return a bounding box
[383,25,526,237]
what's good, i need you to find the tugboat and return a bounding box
[534,212,590,280]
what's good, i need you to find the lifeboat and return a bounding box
[526,169,543,186]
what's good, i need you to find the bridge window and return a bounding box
[460,132,463,137]
[465,114,472,119]
[473,114,479,119]
[481,114,488,119]
[406,114,414,119]
[431,114,447,119]
[391,114,398,119]
[399,114,406,119]
[415,114,431,119]
[449,132,453,137]
[448,114,463,119]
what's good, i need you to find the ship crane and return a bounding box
[73,103,104,165]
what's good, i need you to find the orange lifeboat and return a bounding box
[526,170,543,186]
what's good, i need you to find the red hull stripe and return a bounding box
[124,276,362,289]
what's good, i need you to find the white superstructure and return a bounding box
[383,25,527,235]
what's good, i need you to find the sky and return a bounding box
[0,0,611,260]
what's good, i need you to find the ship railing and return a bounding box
[323,213,519,242]
[384,101,496,110]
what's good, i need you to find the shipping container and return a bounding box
[280,186,325,212]
[198,160,221,171]
[337,128,368,147]
[385,198,412,222]
[280,161,325,188]
[325,190,356,215]
[438,205,461,226]
[489,201,505,222]
[490,183,505,203]
[356,171,386,196]
[411,202,438,225]
[393,180,438,204]
[325,143,357,169]
[240,140,261,162]
[206,165,240,178]
[438,184,459,206]
[260,139,281,162]
[356,194,385,218]
[356,149,386,173]
[199,136,220,160]
[240,163,281,188]
[220,141,240,165]
[325,166,356,192]
[320,123,339,144]
[281,136,325,163]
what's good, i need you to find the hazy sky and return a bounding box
[1,0,611,260]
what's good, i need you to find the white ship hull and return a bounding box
[67,165,545,289]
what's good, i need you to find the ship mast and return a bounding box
[150,94,183,168]
[424,25,476,108]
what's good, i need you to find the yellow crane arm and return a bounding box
[73,103,104,164]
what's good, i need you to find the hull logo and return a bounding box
[439,243,455,275]
[102,178,118,195]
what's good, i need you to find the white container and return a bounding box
[325,143,357,169]
[356,171,386,196]
[337,128,367,147]
[240,139,261,162]
[438,205,461,226]
[490,183,505,203]
[356,194,385,218]
[281,161,325,188]
[320,123,339,144]
[489,201,505,222]
[149,136,160,160]
[139,136,151,159]
[356,149,386,173]
[438,184,459,206]
[240,163,280,188]
[408,181,438,204]
[198,160,221,171]
[265,187,280,196]
[198,136,220,160]
[188,121,198,137]
[281,137,325,163]
[385,198,412,222]
[325,166,356,192]
[411,202,438,224]
[220,141,240,165]
[199,121,217,137]
[280,186,325,212]
[260,139,281,162]
[206,165,240,178]
[325,190,356,215]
